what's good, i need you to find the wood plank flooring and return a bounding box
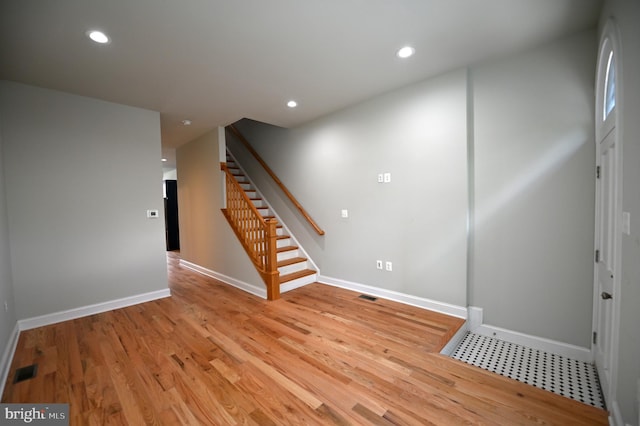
[2,252,608,425]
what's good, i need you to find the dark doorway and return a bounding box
[164,180,180,251]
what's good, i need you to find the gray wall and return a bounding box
[471,31,597,347]
[228,32,597,346]
[600,0,640,423]
[231,69,469,306]
[0,81,168,319]
[0,110,17,357]
[176,128,262,286]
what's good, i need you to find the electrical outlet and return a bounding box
[376,260,383,269]
[383,172,391,183]
[341,209,349,218]
[385,261,393,271]
[377,173,384,183]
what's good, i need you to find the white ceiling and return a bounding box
[0,0,602,164]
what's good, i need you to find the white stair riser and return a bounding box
[251,199,266,208]
[281,273,317,293]
[240,183,252,190]
[279,260,308,275]
[277,249,300,261]
[276,238,291,248]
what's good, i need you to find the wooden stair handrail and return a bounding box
[227,125,325,236]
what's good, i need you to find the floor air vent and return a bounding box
[358,294,377,301]
[14,364,38,383]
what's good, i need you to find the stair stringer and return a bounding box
[225,150,319,294]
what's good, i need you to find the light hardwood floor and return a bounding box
[2,252,608,425]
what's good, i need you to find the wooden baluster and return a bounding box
[264,218,279,300]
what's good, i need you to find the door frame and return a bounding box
[592,18,623,412]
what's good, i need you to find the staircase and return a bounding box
[225,152,317,294]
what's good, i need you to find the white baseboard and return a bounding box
[610,400,623,426]
[0,322,20,399]
[180,260,266,299]
[473,323,592,363]
[440,321,469,356]
[318,275,467,319]
[18,288,172,331]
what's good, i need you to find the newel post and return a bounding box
[265,218,280,300]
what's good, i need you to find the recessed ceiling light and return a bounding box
[181,119,192,126]
[87,30,110,44]
[161,158,168,162]
[396,46,415,59]
[287,100,298,108]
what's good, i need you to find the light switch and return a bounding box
[622,212,631,235]
[385,261,393,271]
[341,209,349,218]
[147,209,159,218]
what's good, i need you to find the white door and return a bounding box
[594,127,616,397]
[593,30,619,405]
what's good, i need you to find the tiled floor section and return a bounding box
[452,332,605,409]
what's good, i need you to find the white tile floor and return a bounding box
[451,332,605,409]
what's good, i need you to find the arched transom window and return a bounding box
[603,45,616,121]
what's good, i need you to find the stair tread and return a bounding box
[278,256,307,267]
[276,235,290,240]
[279,269,316,283]
[277,245,298,253]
